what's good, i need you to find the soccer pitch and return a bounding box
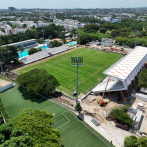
[0,86,113,147]
[16,48,123,96]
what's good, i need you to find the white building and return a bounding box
[112,18,121,23]
[53,19,84,30]
[101,17,112,22]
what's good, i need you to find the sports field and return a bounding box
[16,48,123,96]
[0,86,113,147]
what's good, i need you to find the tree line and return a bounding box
[0,24,65,46]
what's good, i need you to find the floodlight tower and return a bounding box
[0,60,3,73]
[42,29,49,55]
[78,23,81,46]
[71,57,83,104]
[135,30,139,47]
[42,29,45,49]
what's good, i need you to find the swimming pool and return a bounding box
[18,46,49,58]
[40,46,49,49]
[18,50,29,58]
[67,41,77,46]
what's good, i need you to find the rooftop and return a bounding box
[104,46,147,82]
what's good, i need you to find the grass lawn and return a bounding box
[16,48,123,97]
[0,86,113,147]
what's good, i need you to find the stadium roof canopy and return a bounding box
[104,46,147,87]
[92,46,147,93]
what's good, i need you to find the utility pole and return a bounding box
[71,57,83,104]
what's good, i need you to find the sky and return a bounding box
[0,0,147,9]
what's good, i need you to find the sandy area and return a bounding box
[0,79,12,87]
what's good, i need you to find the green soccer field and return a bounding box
[0,86,113,147]
[16,48,123,97]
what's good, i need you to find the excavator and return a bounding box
[98,76,110,107]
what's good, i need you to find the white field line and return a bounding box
[56,113,70,129]
[63,113,70,121]
[55,110,69,118]
[69,111,110,147]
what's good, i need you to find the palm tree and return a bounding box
[18,46,24,58]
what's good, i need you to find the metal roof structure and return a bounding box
[104,46,147,88]
[2,39,36,47]
[20,46,70,64]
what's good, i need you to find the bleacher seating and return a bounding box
[20,46,70,64]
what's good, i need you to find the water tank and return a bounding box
[137,102,144,110]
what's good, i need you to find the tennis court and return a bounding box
[0,86,113,147]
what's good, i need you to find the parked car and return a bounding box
[115,123,129,131]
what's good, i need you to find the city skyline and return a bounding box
[0,0,147,9]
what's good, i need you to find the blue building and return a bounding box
[8,7,16,11]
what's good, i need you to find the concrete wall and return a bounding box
[131,93,147,102]
[0,83,13,93]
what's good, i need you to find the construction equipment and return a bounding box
[98,76,110,107]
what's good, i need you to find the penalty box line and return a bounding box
[55,112,70,129]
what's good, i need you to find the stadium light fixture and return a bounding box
[135,30,139,47]
[71,57,83,104]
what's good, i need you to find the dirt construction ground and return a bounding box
[81,95,124,123]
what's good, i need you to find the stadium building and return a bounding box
[2,39,37,49]
[92,46,147,102]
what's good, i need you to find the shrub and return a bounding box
[28,48,38,55]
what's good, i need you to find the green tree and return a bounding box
[37,39,43,44]
[49,40,62,48]
[110,106,133,125]
[71,28,76,34]
[16,68,60,94]
[62,38,67,44]
[13,108,62,147]
[1,28,5,33]
[124,136,138,147]
[49,35,52,39]
[18,46,24,58]
[99,28,107,34]
[0,122,14,140]
[0,134,5,144]
[59,32,65,39]
[22,24,27,28]
[137,137,147,147]
[70,33,73,39]
[75,102,82,114]
[12,25,16,29]
[0,134,34,147]
[138,69,147,88]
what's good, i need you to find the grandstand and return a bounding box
[2,39,37,49]
[20,45,70,64]
[92,46,147,102]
